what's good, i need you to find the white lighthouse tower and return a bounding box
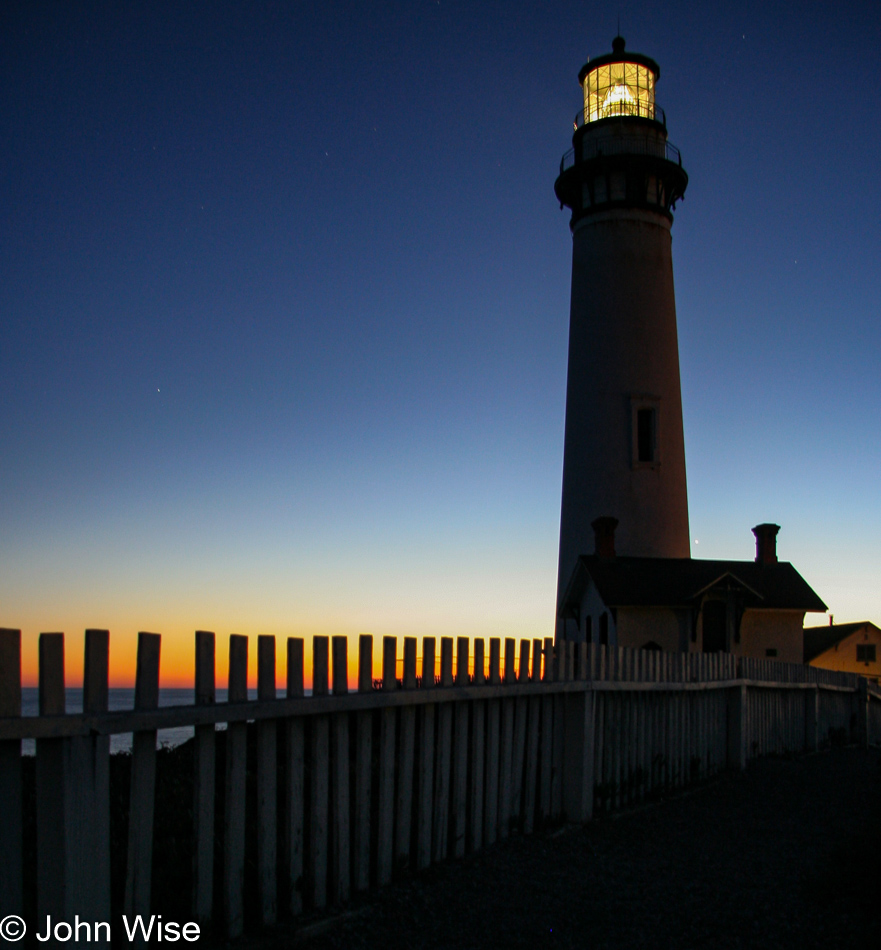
[554,37,690,624]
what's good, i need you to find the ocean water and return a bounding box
[19,687,262,755]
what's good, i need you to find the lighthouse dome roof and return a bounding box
[578,36,660,86]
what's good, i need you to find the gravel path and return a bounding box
[241,747,880,950]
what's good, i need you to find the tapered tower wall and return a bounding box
[557,207,690,603]
[554,38,691,619]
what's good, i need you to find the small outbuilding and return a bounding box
[803,621,881,683]
[558,519,827,663]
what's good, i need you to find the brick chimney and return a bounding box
[752,523,780,565]
[592,516,619,558]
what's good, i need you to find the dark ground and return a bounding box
[241,747,880,950]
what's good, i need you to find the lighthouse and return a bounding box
[554,37,690,627]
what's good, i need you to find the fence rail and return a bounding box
[0,628,878,941]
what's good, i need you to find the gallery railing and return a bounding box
[560,134,682,174]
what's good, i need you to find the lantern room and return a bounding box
[578,36,659,124]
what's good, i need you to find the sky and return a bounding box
[3,1,880,687]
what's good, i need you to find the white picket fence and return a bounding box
[0,628,877,942]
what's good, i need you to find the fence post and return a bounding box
[432,638,454,860]
[577,642,588,681]
[330,636,350,903]
[855,677,869,750]
[498,639,516,838]
[415,638,436,870]
[484,639,501,846]
[726,683,747,771]
[258,635,278,922]
[377,637,397,883]
[354,635,373,891]
[80,629,111,941]
[550,643,565,819]
[870,688,881,747]
[192,632,216,925]
[395,637,417,868]
[125,632,161,945]
[563,684,596,823]
[224,635,248,935]
[285,638,305,916]
[511,641,530,825]
[0,629,22,915]
[310,636,329,908]
[452,638,469,857]
[524,641,542,833]
[36,632,66,925]
[538,637,554,823]
[804,684,819,753]
[469,639,486,852]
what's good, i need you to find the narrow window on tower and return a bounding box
[637,408,654,462]
[631,396,660,469]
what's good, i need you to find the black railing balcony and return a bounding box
[559,135,682,174]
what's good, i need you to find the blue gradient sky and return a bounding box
[3,1,879,684]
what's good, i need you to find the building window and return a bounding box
[856,644,876,663]
[765,648,778,658]
[631,395,660,469]
[599,612,609,646]
[584,614,592,644]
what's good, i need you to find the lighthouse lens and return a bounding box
[583,62,655,123]
[602,83,636,117]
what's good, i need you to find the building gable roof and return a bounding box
[561,555,827,616]
[803,621,880,663]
